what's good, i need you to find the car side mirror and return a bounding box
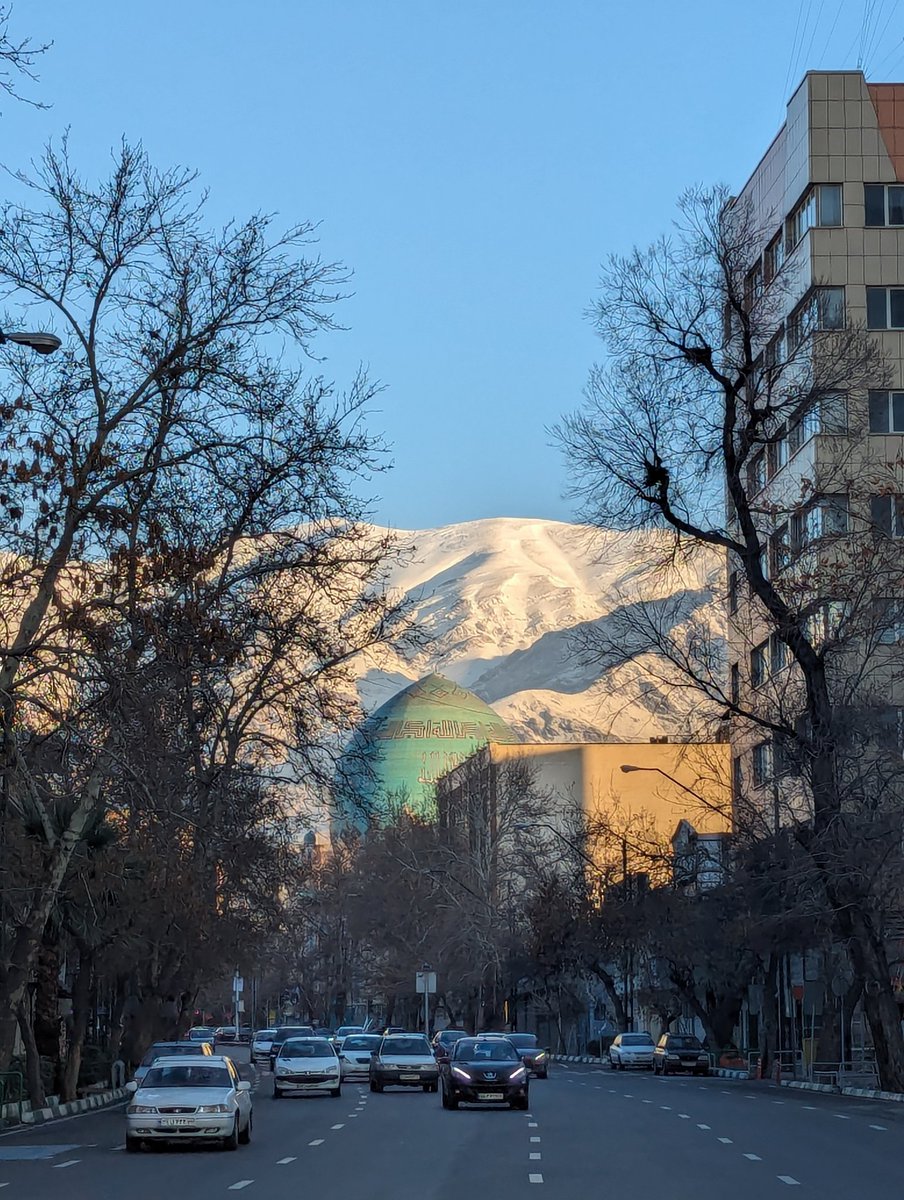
[125,1081,138,1093]
[237,1080,252,1092]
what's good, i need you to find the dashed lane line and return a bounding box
[678,1113,690,1119]
[52,1161,80,1169]
[802,1106,817,1110]
[833,1114,851,1120]
[528,1174,544,1184]
[870,1125,887,1131]
[330,1124,345,1130]
[660,1105,671,1110]
[777,1177,800,1186]
[309,1139,324,1146]
[228,1183,254,1192]
[530,1153,541,1160]
[718,1138,733,1144]
[743,1154,762,1161]
[697,1124,711,1130]
[277,1157,296,1165]
[530,1136,541,1143]
[528,1121,538,1127]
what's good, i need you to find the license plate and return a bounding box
[401,1073,420,1080]
[477,1091,504,1100]
[161,1118,194,1126]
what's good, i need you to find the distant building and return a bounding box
[670,819,730,893]
[336,672,519,826]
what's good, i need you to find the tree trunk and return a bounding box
[16,1001,45,1109]
[61,953,92,1102]
[590,964,627,1030]
[836,902,904,1091]
[759,953,779,1076]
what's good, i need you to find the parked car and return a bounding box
[431,1029,469,1064]
[273,1037,341,1098]
[338,1033,382,1080]
[134,1040,213,1086]
[369,1034,439,1092]
[251,1028,277,1063]
[214,1026,236,1044]
[268,1025,316,1071]
[609,1032,656,1071]
[126,1055,252,1152]
[440,1036,529,1110]
[502,1032,549,1078]
[652,1033,710,1076]
[334,1025,365,1041]
[185,1026,216,1046]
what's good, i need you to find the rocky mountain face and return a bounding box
[355,518,722,742]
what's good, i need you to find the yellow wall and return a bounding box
[486,741,731,837]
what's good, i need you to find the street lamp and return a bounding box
[619,762,708,806]
[0,329,61,355]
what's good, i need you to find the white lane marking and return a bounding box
[743,1154,762,1161]
[0,1184,8,1189]
[309,1139,324,1146]
[530,1136,541,1143]
[110,1144,126,1152]
[697,1123,711,1130]
[348,1113,359,1117]
[802,1106,817,1110]
[330,1124,344,1130]
[277,1157,296,1164]
[609,1089,616,1093]
[528,1121,538,1127]
[623,1094,633,1098]
[228,1184,254,1192]
[870,1124,887,1131]
[833,1114,850,1120]
[777,1177,800,1186]
[53,1161,80,1170]
[660,1105,671,1110]
[641,1099,652,1103]
[528,1174,544,1184]
[530,1152,541,1160]
[721,1090,730,1095]
[718,1138,733,1144]
[678,1113,690,1119]
[772,1100,785,1105]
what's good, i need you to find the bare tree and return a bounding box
[559,185,904,1088]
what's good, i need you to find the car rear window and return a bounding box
[280,1038,334,1057]
[667,1036,703,1049]
[140,1044,201,1067]
[343,1035,381,1050]
[622,1034,654,1045]
[142,1064,232,1088]
[381,1037,431,1055]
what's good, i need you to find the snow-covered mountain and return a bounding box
[355,518,722,742]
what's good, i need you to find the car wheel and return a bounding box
[272,1085,282,1099]
[372,1080,383,1093]
[223,1117,240,1151]
[422,1083,432,1092]
[239,1114,252,1144]
[330,1086,341,1097]
[430,1082,439,1093]
[661,1062,669,1076]
[125,1137,142,1154]
[511,1096,529,1110]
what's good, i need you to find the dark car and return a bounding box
[653,1033,710,1076]
[440,1036,529,1109]
[500,1032,549,1078]
[267,1025,316,1070]
[431,1029,469,1064]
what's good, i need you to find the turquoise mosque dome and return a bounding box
[338,673,520,824]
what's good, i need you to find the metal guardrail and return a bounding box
[0,1071,24,1123]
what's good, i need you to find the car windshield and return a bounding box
[506,1034,538,1048]
[254,1030,275,1040]
[438,1030,468,1043]
[456,1039,519,1062]
[381,1037,431,1055]
[343,1035,381,1050]
[667,1036,703,1049]
[273,1027,313,1042]
[142,1064,233,1089]
[280,1039,334,1057]
[623,1034,654,1045]
[139,1045,201,1067]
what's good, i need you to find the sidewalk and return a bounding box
[0,1085,129,1129]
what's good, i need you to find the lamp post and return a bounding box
[0,329,61,355]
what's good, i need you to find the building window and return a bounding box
[789,288,845,346]
[788,185,843,248]
[866,287,904,329]
[765,231,785,282]
[788,392,847,452]
[732,754,743,798]
[870,494,904,537]
[768,429,789,476]
[730,663,740,706]
[770,634,787,675]
[876,706,904,753]
[747,451,767,494]
[745,261,764,311]
[728,569,739,615]
[864,183,904,227]
[791,495,850,551]
[807,599,850,647]
[752,741,773,786]
[770,523,790,575]
[751,641,768,688]
[876,597,904,644]
[868,390,904,433]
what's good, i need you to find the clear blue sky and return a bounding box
[5,2,903,528]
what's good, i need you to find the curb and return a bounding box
[552,1054,749,1079]
[780,1079,904,1102]
[17,1087,130,1126]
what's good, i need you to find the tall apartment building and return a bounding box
[728,71,904,829]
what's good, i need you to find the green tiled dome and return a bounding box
[339,673,519,824]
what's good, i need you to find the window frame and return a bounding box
[750,640,768,688]
[864,183,904,227]
[870,493,904,538]
[868,389,904,434]
[866,287,904,330]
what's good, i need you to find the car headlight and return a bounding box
[128,1104,158,1114]
[697,1055,709,1063]
[667,1054,680,1061]
[197,1103,231,1113]
[535,1052,546,1060]
[509,1066,528,1081]
[451,1067,473,1081]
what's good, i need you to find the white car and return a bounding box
[338,1033,382,1080]
[370,1034,439,1092]
[251,1028,276,1063]
[125,1055,252,1151]
[608,1031,656,1070]
[273,1036,341,1098]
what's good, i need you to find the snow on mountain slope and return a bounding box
[354,518,723,742]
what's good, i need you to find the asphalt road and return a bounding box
[1,1050,902,1198]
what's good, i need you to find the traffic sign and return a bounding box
[415,971,437,994]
